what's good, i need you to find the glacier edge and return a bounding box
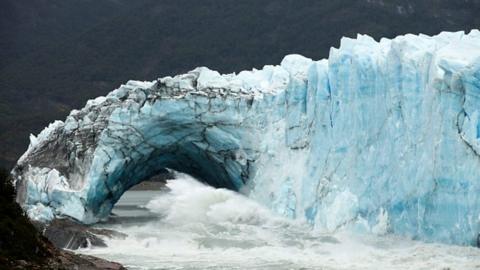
[13,30,480,246]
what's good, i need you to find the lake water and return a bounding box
[79,174,480,270]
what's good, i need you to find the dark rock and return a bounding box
[16,259,28,266]
[40,218,126,250]
[55,250,127,270]
[3,238,127,270]
[0,168,126,269]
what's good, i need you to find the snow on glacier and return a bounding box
[13,30,480,245]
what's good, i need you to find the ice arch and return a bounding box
[12,67,290,223]
[13,30,480,245]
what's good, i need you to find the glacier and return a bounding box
[12,30,480,246]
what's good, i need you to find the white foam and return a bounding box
[79,174,480,270]
[145,173,279,226]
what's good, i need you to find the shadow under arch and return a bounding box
[88,136,252,221]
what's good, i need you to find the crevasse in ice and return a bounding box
[13,30,480,245]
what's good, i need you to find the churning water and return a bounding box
[79,173,480,270]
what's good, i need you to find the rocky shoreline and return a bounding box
[33,218,126,250]
[2,219,126,270]
[4,248,126,270]
[36,218,128,269]
[1,166,172,269]
[0,168,126,270]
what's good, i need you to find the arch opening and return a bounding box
[86,134,251,223]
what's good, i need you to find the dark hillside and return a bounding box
[1,0,479,167]
[0,168,126,269]
[0,168,52,267]
[0,0,139,69]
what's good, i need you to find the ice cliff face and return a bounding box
[13,30,480,246]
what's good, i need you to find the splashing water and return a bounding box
[79,173,480,270]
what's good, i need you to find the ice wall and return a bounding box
[13,30,480,245]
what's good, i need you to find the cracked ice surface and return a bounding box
[13,30,480,245]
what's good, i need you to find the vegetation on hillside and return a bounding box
[0,168,53,266]
[0,167,126,269]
